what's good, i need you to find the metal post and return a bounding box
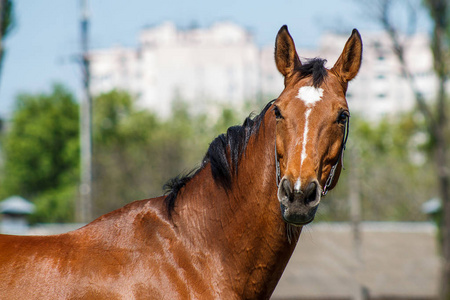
[78,0,92,223]
[349,145,365,300]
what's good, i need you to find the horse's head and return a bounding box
[273,26,362,225]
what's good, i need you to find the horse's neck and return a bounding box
[175,113,301,298]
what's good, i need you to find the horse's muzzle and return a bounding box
[277,177,321,225]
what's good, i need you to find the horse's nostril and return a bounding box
[282,178,292,195]
[277,177,293,203]
[304,181,318,205]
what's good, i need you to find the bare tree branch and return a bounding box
[377,0,437,132]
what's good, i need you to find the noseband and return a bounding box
[275,110,350,196]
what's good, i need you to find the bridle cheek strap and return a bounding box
[321,150,343,196]
[275,141,282,188]
[322,117,350,196]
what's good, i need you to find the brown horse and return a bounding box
[0,26,362,299]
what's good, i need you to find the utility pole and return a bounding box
[78,0,93,223]
[349,145,365,300]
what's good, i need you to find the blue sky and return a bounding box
[0,0,429,118]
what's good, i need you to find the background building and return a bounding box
[89,21,436,120]
[318,31,436,120]
[90,22,271,117]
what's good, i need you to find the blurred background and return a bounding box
[0,0,449,299]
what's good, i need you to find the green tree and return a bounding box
[1,84,79,222]
[0,0,14,88]
[92,90,167,216]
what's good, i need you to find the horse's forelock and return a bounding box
[297,58,328,88]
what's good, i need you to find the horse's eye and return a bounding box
[274,106,284,120]
[337,111,349,125]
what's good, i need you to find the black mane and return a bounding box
[298,58,328,88]
[163,100,275,215]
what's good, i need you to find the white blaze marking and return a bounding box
[297,86,324,168]
[294,178,301,192]
[297,86,324,107]
[300,109,311,166]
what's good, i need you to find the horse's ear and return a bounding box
[331,29,363,84]
[275,25,302,83]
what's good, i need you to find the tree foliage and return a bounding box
[0,84,79,222]
[0,0,15,87]
[0,0,14,37]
